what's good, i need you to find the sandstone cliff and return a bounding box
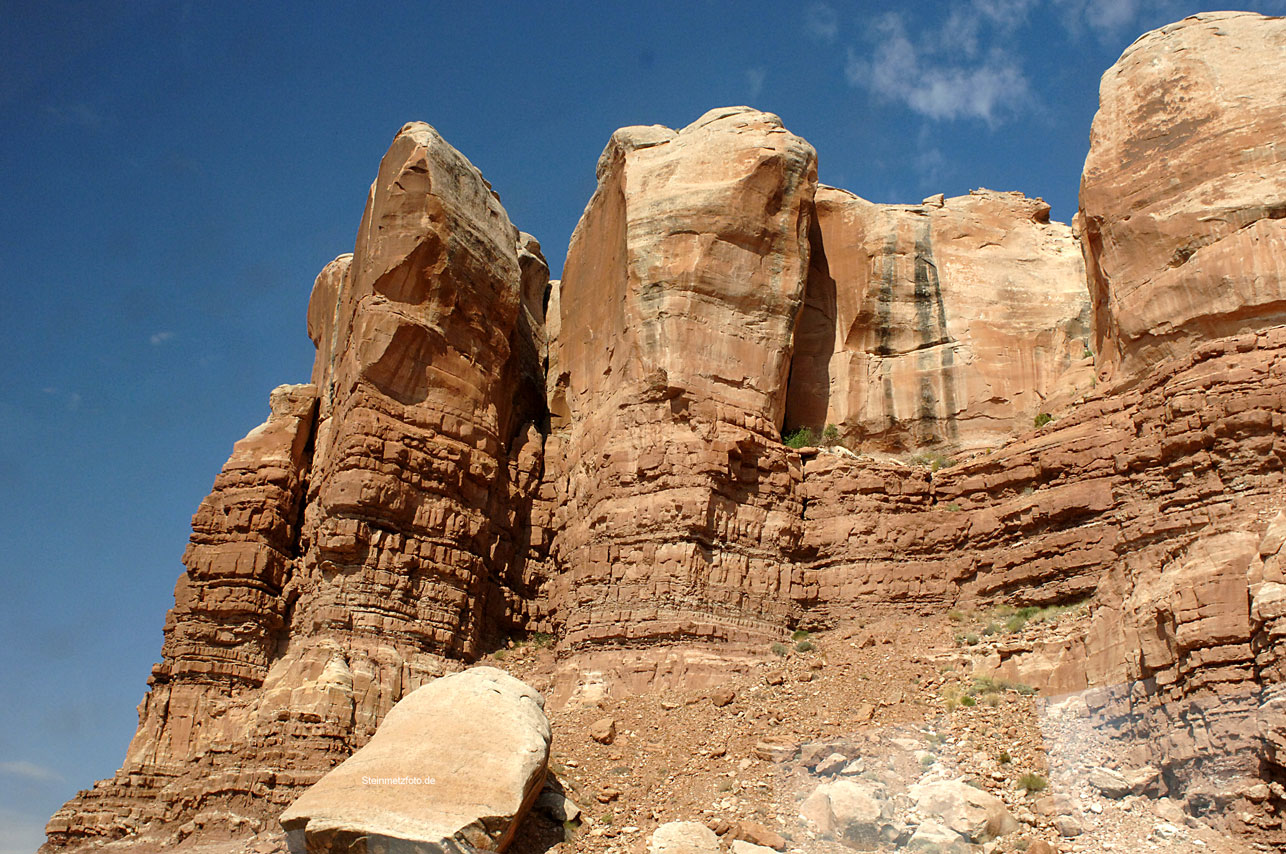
[787,187,1093,453]
[1079,11,1286,382]
[44,11,1286,852]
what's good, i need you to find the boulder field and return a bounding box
[43,11,1286,854]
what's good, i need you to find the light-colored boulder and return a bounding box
[731,842,779,854]
[279,667,550,852]
[801,779,890,845]
[1087,766,1130,799]
[1078,11,1286,380]
[907,819,971,852]
[648,821,721,854]
[908,779,1017,842]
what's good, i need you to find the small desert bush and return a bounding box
[910,451,955,472]
[1018,773,1047,793]
[770,641,789,657]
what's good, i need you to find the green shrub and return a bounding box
[493,649,507,661]
[1034,413,1053,428]
[822,423,841,446]
[945,502,962,512]
[791,629,811,641]
[1018,773,1047,793]
[964,633,980,645]
[920,754,936,767]
[910,451,955,472]
[795,639,815,653]
[784,427,817,448]
[998,749,1012,765]
[599,812,614,825]
[961,695,977,707]
[770,641,789,657]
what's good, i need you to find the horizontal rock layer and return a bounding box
[42,14,1286,848]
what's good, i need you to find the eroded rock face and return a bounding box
[45,121,545,850]
[279,667,550,853]
[45,382,321,845]
[1079,11,1286,382]
[788,188,1093,453]
[543,106,817,650]
[41,34,1286,849]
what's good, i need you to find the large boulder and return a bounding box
[800,778,894,846]
[1078,11,1286,381]
[908,780,1017,843]
[648,821,722,853]
[279,667,551,852]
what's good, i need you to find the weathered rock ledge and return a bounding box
[42,11,1286,853]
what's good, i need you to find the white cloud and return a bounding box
[746,67,766,102]
[1051,0,1230,43]
[39,387,82,411]
[845,11,1031,125]
[1086,0,1142,37]
[41,102,105,129]
[149,331,175,346]
[804,3,839,42]
[0,760,63,783]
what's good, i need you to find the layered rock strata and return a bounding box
[542,106,818,649]
[1078,11,1286,381]
[46,122,547,849]
[787,187,1093,453]
[42,12,1286,850]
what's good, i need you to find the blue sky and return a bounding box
[3,1,1284,849]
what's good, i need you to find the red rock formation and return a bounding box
[542,107,817,649]
[41,15,1286,847]
[44,121,546,850]
[1078,11,1286,382]
[787,187,1093,453]
[45,383,319,845]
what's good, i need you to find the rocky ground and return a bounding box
[489,610,1261,854]
[70,608,1269,854]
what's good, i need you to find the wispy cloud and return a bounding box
[746,67,766,102]
[41,102,106,129]
[845,10,1032,126]
[804,3,838,42]
[1050,0,1240,43]
[0,760,63,783]
[41,387,82,411]
[149,331,175,346]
